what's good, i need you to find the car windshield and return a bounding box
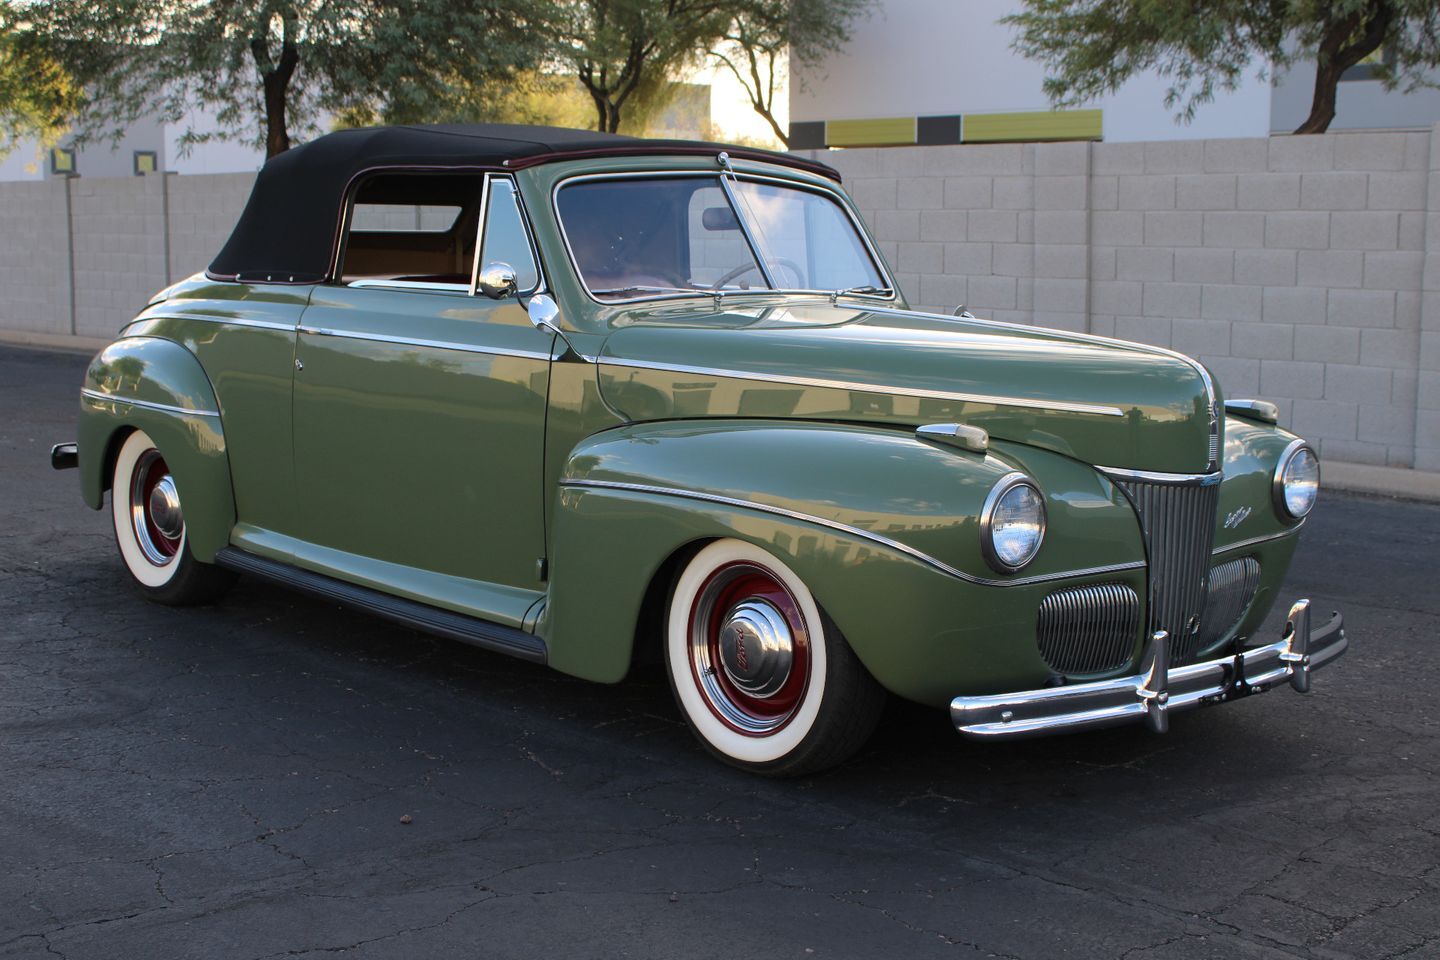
[555,175,888,301]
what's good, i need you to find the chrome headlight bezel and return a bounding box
[980,472,1047,573]
[1273,439,1320,522]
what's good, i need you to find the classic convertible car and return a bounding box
[54,124,1345,775]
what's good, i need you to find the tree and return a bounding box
[0,19,81,158]
[557,0,732,133]
[709,0,873,148]
[0,0,544,159]
[1003,0,1440,135]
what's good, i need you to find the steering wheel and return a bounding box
[713,257,805,290]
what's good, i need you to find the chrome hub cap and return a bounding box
[129,449,183,566]
[718,599,793,699]
[687,562,811,736]
[148,476,184,540]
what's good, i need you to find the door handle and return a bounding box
[295,357,304,372]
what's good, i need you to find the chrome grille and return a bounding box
[1113,476,1221,665]
[1036,582,1141,676]
[1194,556,1261,654]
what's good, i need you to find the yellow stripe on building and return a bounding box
[826,117,918,147]
[962,109,1103,143]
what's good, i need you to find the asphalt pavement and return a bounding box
[2,343,1437,960]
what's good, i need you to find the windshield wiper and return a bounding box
[830,284,893,303]
[592,285,713,298]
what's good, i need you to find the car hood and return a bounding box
[592,301,1220,474]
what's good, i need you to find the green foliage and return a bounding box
[0,15,82,157]
[710,0,874,146]
[1,0,546,158]
[1004,0,1440,133]
[555,0,733,132]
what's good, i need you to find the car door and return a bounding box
[291,172,553,623]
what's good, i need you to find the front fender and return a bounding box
[77,336,235,563]
[544,419,1146,700]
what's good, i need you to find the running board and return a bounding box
[214,547,547,664]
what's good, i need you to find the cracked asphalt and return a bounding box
[2,342,1438,959]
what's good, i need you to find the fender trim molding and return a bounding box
[560,478,1144,588]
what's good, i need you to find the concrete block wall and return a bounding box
[0,179,73,335]
[166,173,256,282]
[2,128,1437,473]
[801,124,1440,471]
[1421,125,1440,471]
[69,175,170,338]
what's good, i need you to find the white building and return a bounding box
[788,0,1440,148]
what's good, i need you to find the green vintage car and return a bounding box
[54,124,1345,775]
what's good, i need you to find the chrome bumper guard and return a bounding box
[951,600,1345,740]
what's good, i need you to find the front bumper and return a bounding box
[951,599,1345,740]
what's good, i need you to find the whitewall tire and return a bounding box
[110,429,234,605]
[664,539,884,776]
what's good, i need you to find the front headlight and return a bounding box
[1274,440,1319,520]
[982,473,1046,572]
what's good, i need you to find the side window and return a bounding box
[340,172,483,287]
[478,177,540,294]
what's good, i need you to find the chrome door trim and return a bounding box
[348,279,471,294]
[593,355,1127,417]
[560,478,1145,587]
[81,388,220,418]
[297,325,554,362]
[550,169,898,307]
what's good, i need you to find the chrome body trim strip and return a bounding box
[951,602,1346,740]
[1097,465,1222,485]
[560,478,1145,587]
[296,325,553,362]
[81,388,220,418]
[125,313,298,333]
[550,169,897,307]
[593,355,1128,417]
[1211,526,1303,555]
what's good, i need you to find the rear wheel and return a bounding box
[110,429,234,605]
[664,539,884,776]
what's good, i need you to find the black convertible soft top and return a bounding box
[206,123,840,284]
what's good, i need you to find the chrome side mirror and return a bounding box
[527,294,583,361]
[477,261,518,299]
[527,293,561,335]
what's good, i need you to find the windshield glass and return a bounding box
[729,180,886,293]
[556,175,887,301]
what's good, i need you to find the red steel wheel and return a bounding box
[665,539,884,775]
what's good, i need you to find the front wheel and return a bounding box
[110,429,234,606]
[664,539,884,776]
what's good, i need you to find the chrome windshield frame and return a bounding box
[550,168,898,307]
